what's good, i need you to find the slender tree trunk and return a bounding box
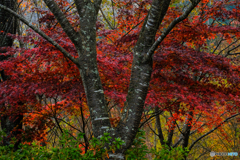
[0,0,23,151]
[182,109,194,160]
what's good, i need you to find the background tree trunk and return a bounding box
[0,0,23,151]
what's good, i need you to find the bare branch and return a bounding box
[0,4,78,65]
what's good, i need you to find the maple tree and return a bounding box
[141,0,240,158]
[0,0,240,159]
[150,0,240,139]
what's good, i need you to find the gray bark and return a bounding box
[118,0,171,151]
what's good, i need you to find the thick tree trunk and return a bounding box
[117,0,171,151]
[0,0,23,151]
[42,0,173,159]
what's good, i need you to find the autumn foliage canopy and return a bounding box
[0,0,239,153]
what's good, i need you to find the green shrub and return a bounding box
[0,129,124,160]
[151,143,189,160]
[125,129,149,160]
[0,129,189,160]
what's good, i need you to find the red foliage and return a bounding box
[0,0,239,142]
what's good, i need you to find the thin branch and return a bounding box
[191,112,202,127]
[117,19,144,43]
[0,4,78,65]
[173,111,229,148]
[100,8,114,29]
[188,112,240,151]
[43,0,81,48]
[139,108,163,128]
[218,38,239,55]
[142,0,201,63]
[52,1,76,29]
[212,34,224,54]
[54,117,63,134]
[225,43,240,57]
[227,52,240,56]
[111,0,116,28]
[174,119,184,135]
[57,118,82,133]
[146,119,159,136]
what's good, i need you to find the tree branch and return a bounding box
[218,38,239,55]
[173,111,229,148]
[0,4,78,65]
[119,0,172,150]
[139,107,163,128]
[225,43,240,57]
[212,34,224,54]
[188,112,240,151]
[142,0,201,63]
[43,0,81,50]
[100,7,114,29]
[227,52,240,56]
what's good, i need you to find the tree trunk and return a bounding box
[0,0,23,151]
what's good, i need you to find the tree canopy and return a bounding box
[0,0,239,159]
